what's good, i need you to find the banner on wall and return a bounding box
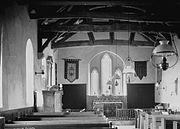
[135,61,147,80]
[63,58,81,83]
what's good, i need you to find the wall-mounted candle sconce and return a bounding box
[35,66,45,75]
[35,70,44,75]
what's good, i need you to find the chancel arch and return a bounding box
[26,39,34,107]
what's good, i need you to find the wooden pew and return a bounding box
[151,114,180,129]
[0,107,34,123]
[5,123,112,129]
[5,112,114,129]
[0,117,5,129]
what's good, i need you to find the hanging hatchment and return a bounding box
[63,58,81,83]
[135,61,147,80]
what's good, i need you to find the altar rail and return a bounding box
[116,109,137,120]
[0,107,34,123]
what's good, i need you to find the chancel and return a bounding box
[1,0,180,129]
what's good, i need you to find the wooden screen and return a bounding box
[127,83,155,108]
[62,84,86,110]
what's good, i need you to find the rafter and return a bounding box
[129,32,135,45]
[138,32,157,45]
[52,32,76,47]
[39,23,180,33]
[87,32,95,45]
[28,0,177,6]
[109,32,114,44]
[28,6,180,23]
[52,39,153,48]
[37,32,60,59]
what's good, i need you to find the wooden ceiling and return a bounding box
[18,0,180,58]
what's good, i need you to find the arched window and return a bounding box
[46,56,53,87]
[113,68,123,96]
[90,69,99,96]
[101,53,112,95]
[26,39,34,107]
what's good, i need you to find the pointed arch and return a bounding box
[26,39,34,107]
[87,50,126,95]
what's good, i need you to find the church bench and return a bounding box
[0,107,34,123]
[5,123,112,129]
[18,116,106,121]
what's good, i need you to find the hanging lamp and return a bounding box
[123,33,136,75]
[151,37,178,70]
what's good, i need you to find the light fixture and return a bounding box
[113,73,121,80]
[106,79,113,85]
[35,70,44,75]
[35,66,45,75]
[123,32,136,82]
[151,39,178,71]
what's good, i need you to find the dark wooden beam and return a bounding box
[38,32,60,59]
[52,32,76,47]
[87,32,95,45]
[52,39,153,48]
[29,7,180,23]
[129,32,135,45]
[38,19,61,59]
[109,32,114,44]
[29,0,152,6]
[138,32,159,45]
[40,23,180,33]
[29,0,178,6]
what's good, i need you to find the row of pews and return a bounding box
[2,110,116,129]
[136,109,180,129]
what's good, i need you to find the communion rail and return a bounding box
[116,109,137,120]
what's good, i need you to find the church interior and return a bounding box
[1,0,180,129]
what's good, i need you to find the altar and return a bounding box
[93,95,123,117]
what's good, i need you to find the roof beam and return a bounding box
[29,0,156,6]
[39,23,180,33]
[52,32,76,47]
[29,9,180,23]
[129,32,135,45]
[109,32,114,44]
[87,32,95,45]
[28,5,180,23]
[138,32,157,46]
[52,39,153,48]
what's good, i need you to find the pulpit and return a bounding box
[42,90,63,112]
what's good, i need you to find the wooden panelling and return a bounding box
[0,107,34,123]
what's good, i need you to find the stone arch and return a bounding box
[87,50,125,95]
